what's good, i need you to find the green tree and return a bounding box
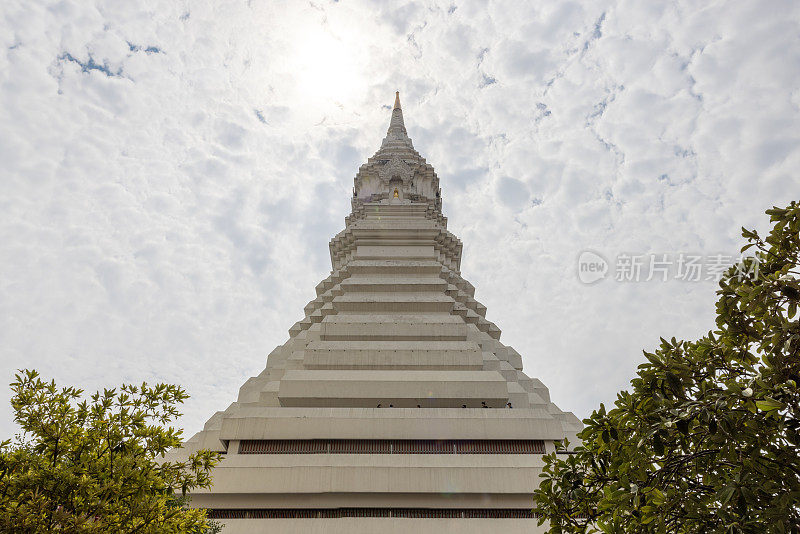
[534,202,800,533]
[0,370,222,533]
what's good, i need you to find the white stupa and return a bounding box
[177,93,581,533]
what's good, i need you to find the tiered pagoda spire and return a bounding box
[387,91,407,136]
[171,94,581,533]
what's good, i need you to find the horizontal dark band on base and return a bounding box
[238,439,545,454]
[207,508,538,519]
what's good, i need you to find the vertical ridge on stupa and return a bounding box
[172,94,581,534]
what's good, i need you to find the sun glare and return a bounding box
[290,28,365,109]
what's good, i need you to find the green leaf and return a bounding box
[676,419,689,435]
[652,434,664,456]
[649,488,666,505]
[719,485,736,504]
[755,398,784,411]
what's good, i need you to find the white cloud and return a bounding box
[1,0,799,437]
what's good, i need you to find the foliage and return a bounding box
[534,202,800,533]
[0,370,222,533]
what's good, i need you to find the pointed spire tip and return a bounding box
[386,90,407,137]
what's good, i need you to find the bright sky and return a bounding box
[1,0,799,438]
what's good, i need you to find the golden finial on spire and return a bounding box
[394,91,401,110]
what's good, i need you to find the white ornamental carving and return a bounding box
[378,156,412,184]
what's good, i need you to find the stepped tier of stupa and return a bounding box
[175,93,582,533]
